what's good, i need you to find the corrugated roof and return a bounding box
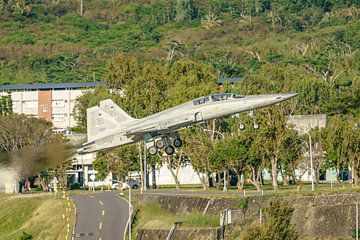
[217,77,245,84]
[0,82,105,91]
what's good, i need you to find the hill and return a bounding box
[0,0,359,84]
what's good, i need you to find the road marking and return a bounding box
[99,238,102,240]
[102,210,105,216]
[99,200,103,206]
[89,195,95,199]
[99,222,103,230]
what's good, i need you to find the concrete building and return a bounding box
[0,82,104,129]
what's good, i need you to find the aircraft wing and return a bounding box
[125,119,195,137]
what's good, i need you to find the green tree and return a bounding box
[242,198,298,240]
[0,95,12,116]
[105,54,140,90]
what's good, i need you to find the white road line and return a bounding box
[98,200,103,206]
[102,210,105,216]
[99,222,103,230]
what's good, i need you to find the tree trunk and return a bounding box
[37,173,48,191]
[198,172,209,191]
[167,165,181,190]
[236,171,244,190]
[352,161,359,187]
[271,158,278,190]
[216,172,221,191]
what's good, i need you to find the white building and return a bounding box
[0,82,104,129]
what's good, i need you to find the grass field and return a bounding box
[0,193,75,240]
[135,202,218,229]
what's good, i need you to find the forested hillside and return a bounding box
[0,0,359,86]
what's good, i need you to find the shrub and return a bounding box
[241,198,298,240]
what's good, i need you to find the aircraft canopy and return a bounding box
[193,93,244,105]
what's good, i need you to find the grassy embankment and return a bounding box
[135,202,218,229]
[0,193,75,240]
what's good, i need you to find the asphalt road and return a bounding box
[72,192,130,240]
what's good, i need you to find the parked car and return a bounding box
[111,179,139,190]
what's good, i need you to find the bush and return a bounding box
[20,232,33,240]
[70,183,81,190]
[241,198,298,240]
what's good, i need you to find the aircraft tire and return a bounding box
[148,146,158,155]
[173,138,182,148]
[165,146,175,155]
[156,139,165,148]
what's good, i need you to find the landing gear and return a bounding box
[173,138,183,148]
[239,122,245,130]
[156,139,165,148]
[148,146,158,155]
[253,121,259,130]
[165,145,175,155]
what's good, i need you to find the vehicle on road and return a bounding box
[111,179,139,190]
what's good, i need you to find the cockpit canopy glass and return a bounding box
[211,93,232,102]
[193,93,244,105]
[193,96,210,105]
[232,93,244,98]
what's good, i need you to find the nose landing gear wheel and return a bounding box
[165,146,175,155]
[156,139,165,148]
[173,138,183,148]
[148,146,158,155]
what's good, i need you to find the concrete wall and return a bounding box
[0,168,18,193]
[150,163,202,186]
[136,228,220,240]
[138,193,360,240]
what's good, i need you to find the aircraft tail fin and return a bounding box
[86,99,137,142]
[99,99,136,123]
[87,106,118,142]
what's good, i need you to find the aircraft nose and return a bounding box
[274,93,299,101]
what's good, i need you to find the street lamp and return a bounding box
[304,130,315,191]
[199,126,227,192]
[114,179,132,240]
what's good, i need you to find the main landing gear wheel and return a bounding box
[239,122,245,130]
[253,122,259,130]
[148,146,158,155]
[156,139,165,148]
[173,138,183,148]
[165,145,175,155]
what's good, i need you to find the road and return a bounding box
[72,192,130,240]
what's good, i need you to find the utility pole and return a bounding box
[143,143,147,191]
[305,130,315,191]
[80,0,83,15]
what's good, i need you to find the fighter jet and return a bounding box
[79,93,298,155]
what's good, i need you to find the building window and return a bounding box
[52,100,65,108]
[41,104,48,112]
[26,101,38,109]
[52,114,65,122]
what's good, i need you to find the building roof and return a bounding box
[217,77,245,84]
[0,82,105,91]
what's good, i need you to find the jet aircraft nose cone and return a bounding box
[283,93,299,99]
[274,93,299,101]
